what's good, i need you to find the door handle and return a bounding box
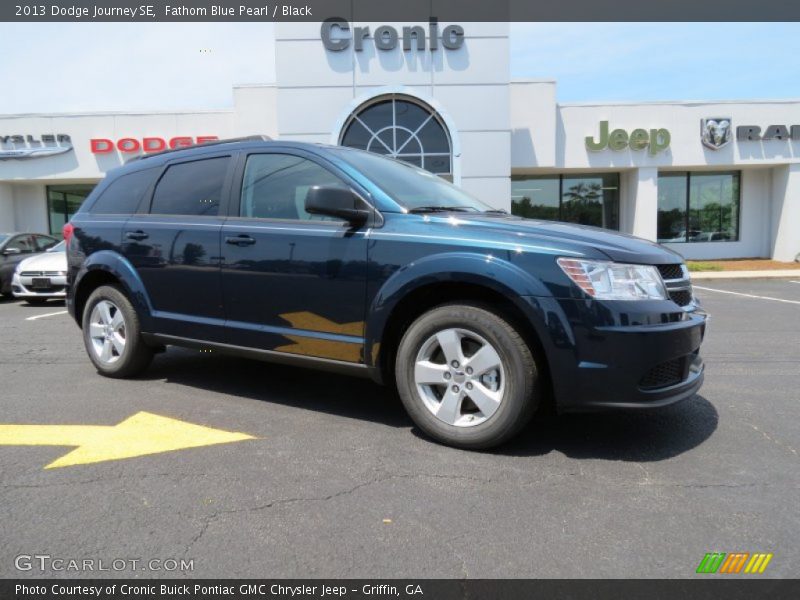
[125,230,149,241]
[225,235,256,246]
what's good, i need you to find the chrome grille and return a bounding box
[20,270,64,277]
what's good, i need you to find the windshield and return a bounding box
[335,148,493,212]
[47,241,66,252]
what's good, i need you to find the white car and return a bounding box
[12,240,67,304]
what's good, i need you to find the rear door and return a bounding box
[220,149,369,363]
[121,153,235,342]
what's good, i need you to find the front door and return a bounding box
[220,151,368,363]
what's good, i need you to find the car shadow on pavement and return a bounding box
[143,349,718,462]
[142,349,412,429]
[495,394,718,462]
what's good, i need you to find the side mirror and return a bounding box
[2,247,21,256]
[305,186,371,225]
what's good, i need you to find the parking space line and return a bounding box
[694,286,800,305]
[25,310,68,321]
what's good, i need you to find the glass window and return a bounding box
[34,235,58,250]
[511,173,620,230]
[656,173,688,242]
[91,168,157,214]
[340,95,452,175]
[6,235,37,253]
[511,176,559,220]
[657,172,740,243]
[150,157,229,216]
[47,184,96,237]
[334,148,491,212]
[240,154,348,221]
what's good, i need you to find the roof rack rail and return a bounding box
[126,135,273,162]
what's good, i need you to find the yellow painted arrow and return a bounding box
[0,412,255,469]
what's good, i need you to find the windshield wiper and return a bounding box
[482,209,508,214]
[408,206,474,214]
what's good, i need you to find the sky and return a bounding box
[1,22,798,114]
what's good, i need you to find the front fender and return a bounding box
[364,251,553,369]
[72,251,154,329]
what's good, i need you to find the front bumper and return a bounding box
[523,296,707,411]
[12,272,67,298]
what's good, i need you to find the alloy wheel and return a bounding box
[414,328,506,427]
[88,300,126,365]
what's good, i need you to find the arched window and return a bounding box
[339,95,452,176]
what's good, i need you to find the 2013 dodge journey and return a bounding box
[66,138,706,449]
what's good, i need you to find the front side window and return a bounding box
[340,95,452,176]
[240,154,349,221]
[657,171,740,243]
[150,157,230,216]
[511,173,620,230]
[6,234,37,253]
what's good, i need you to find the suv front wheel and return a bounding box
[395,303,539,449]
[82,285,153,378]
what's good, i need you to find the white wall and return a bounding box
[274,21,511,208]
[551,100,800,170]
[0,184,14,230]
[510,80,556,169]
[770,164,800,262]
[12,184,48,233]
[0,111,238,183]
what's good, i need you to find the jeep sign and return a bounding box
[586,121,671,155]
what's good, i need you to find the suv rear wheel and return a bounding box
[82,285,153,378]
[395,303,538,449]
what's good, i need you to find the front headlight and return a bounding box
[557,258,668,300]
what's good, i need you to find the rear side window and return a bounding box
[150,157,230,216]
[90,168,158,214]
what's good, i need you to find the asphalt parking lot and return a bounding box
[0,279,798,579]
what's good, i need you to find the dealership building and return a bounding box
[1,22,798,261]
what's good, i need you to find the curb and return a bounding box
[690,270,800,280]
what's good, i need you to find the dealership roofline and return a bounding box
[0,108,236,119]
[558,97,800,107]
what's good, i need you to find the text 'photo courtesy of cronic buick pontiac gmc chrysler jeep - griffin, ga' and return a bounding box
[64,138,706,449]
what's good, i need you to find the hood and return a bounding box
[17,251,67,272]
[428,214,685,265]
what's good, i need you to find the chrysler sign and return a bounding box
[0,134,73,160]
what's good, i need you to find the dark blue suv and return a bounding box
[66,139,706,449]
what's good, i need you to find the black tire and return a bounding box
[81,284,153,378]
[395,303,539,449]
[26,298,48,306]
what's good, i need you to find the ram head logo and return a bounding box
[701,118,732,150]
